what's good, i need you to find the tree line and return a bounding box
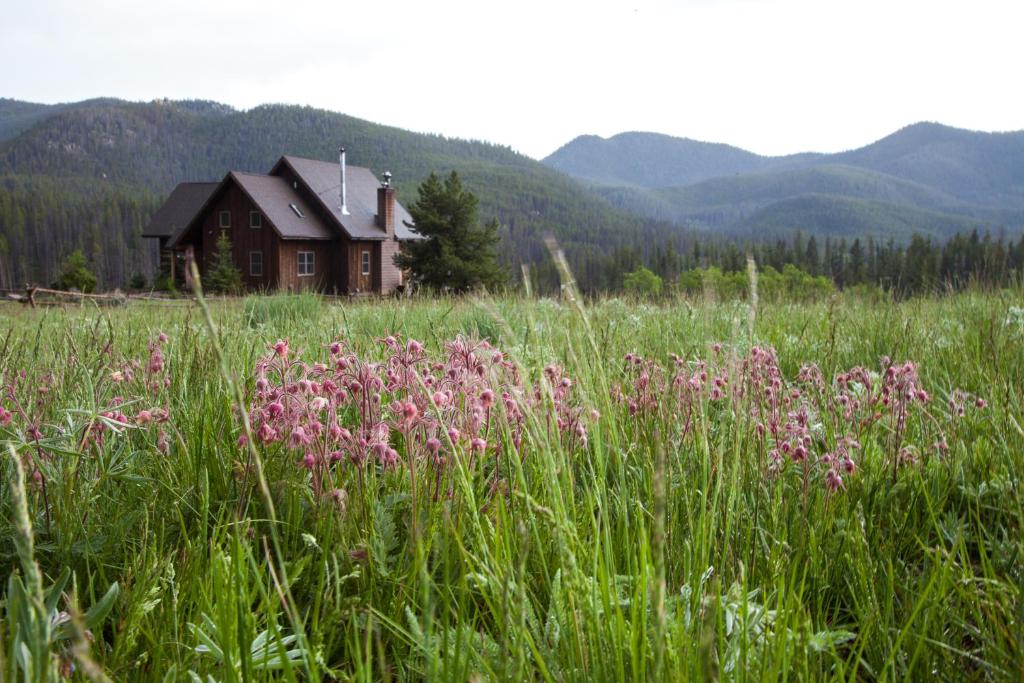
[2,170,1021,297]
[567,229,1024,298]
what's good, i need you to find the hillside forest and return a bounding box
[1,98,1022,295]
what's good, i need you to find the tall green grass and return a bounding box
[1,288,1022,680]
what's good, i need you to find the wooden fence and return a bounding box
[0,287,192,308]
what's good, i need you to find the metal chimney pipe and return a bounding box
[339,147,350,216]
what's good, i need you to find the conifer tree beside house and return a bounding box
[396,171,505,293]
[205,232,243,294]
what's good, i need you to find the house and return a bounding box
[142,151,421,294]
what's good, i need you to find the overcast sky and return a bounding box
[2,0,1022,159]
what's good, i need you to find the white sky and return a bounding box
[2,0,1022,159]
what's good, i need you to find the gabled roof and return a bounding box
[167,172,334,248]
[142,182,218,238]
[274,156,420,241]
[231,172,333,240]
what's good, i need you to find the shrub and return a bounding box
[55,249,97,293]
[128,272,147,291]
[623,266,663,297]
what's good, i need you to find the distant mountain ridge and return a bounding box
[544,131,827,188]
[0,97,680,291]
[543,123,1024,239]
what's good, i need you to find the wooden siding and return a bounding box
[278,241,345,292]
[195,182,281,290]
[349,241,375,293]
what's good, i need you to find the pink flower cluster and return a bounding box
[246,335,593,500]
[614,345,987,493]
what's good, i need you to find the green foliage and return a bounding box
[623,266,663,296]
[396,171,506,292]
[0,290,1023,679]
[128,272,147,291]
[54,249,97,293]
[243,292,323,329]
[204,232,243,295]
[0,174,160,290]
[3,452,120,681]
[674,263,834,301]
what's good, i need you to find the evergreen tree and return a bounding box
[395,171,505,292]
[848,238,866,285]
[205,232,243,294]
[804,235,819,275]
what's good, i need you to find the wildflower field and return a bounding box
[1,290,1022,681]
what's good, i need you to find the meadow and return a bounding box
[1,288,1022,681]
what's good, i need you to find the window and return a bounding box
[219,211,231,229]
[298,251,315,277]
[361,250,371,277]
[250,251,263,277]
[249,211,261,229]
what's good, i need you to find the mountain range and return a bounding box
[542,124,1024,241]
[1,96,1021,292]
[0,97,676,291]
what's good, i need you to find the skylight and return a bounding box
[289,203,305,218]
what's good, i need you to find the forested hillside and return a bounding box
[4,98,1022,293]
[545,124,1024,238]
[0,98,694,291]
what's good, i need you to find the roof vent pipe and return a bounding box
[339,147,350,216]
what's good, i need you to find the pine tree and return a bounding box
[205,232,243,294]
[395,171,505,292]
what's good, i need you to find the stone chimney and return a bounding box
[376,171,395,238]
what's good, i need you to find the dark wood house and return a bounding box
[143,152,421,294]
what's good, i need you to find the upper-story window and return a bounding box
[219,210,231,229]
[298,251,315,277]
[361,250,371,276]
[249,211,262,229]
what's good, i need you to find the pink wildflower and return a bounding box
[290,426,310,447]
[825,469,844,492]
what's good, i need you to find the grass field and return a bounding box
[1,289,1022,681]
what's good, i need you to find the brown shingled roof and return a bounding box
[155,154,422,249]
[274,156,421,241]
[142,182,218,238]
[231,172,334,240]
